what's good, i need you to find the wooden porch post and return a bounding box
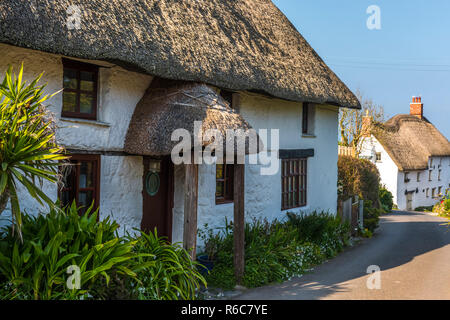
[233,163,245,284]
[183,163,198,260]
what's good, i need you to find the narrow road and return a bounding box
[234,211,450,300]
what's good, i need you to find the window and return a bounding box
[428,170,432,181]
[216,164,234,204]
[417,172,421,182]
[302,103,315,135]
[426,188,429,197]
[60,154,100,214]
[220,90,234,108]
[438,186,442,195]
[432,188,436,198]
[404,172,410,183]
[438,169,441,181]
[376,152,382,162]
[62,59,99,120]
[282,158,307,210]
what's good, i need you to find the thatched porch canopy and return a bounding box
[124,79,261,156]
[372,114,450,171]
[0,0,360,109]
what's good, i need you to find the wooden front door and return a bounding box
[141,156,174,241]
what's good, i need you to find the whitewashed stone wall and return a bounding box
[361,135,450,210]
[0,44,151,233]
[172,92,340,246]
[360,136,399,205]
[1,44,342,245]
[396,156,450,210]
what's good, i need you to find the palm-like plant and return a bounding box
[0,64,67,240]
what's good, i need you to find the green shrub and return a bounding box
[414,206,433,212]
[0,202,149,300]
[204,212,350,290]
[128,230,206,300]
[0,203,205,300]
[363,200,382,233]
[338,156,381,207]
[379,186,393,213]
[0,64,68,238]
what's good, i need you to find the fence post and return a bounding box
[342,198,352,223]
[359,200,364,230]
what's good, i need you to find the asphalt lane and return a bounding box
[234,211,450,300]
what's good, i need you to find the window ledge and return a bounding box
[60,117,111,128]
[216,200,234,206]
[301,134,316,138]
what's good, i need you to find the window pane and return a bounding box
[78,190,93,207]
[80,71,95,91]
[63,91,77,112]
[216,164,224,179]
[61,190,71,207]
[63,68,77,89]
[79,161,94,188]
[216,181,224,198]
[80,93,94,114]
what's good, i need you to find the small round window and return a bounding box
[145,171,160,196]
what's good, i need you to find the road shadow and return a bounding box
[235,211,450,300]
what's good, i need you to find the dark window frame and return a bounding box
[62,58,99,120]
[302,103,309,134]
[404,172,410,183]
[281,158,307,210]
[376,152,382,162]
[59,154,101,213]
[215,164,234,204]
[220,90,234,108]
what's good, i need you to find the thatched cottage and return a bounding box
[360,97,450,211]
[0,0,359,252]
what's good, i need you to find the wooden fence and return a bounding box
[338,145,356,157]
[338,196,363,235]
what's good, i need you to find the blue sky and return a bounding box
[272,0,450,139]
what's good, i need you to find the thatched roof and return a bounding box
[0,0,359,109]
[124,79,261,156]
[371,114,450,171]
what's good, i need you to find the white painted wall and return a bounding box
[1,44,342,247]
[361,135,450,210]
[0,44,151,233]
[172,92,340,246]
[360,136,399,205]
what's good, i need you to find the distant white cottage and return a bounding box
[0,1,360,251]
[360,97,450,211]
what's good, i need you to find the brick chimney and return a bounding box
[410,96,423,119]
[361,109,372,137]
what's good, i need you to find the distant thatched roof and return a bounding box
[0,0,359,109]
[124,79,261,156]
[371,114,450,171]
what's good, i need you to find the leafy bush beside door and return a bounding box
[0,202,205,300]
